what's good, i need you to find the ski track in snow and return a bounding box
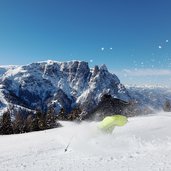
[0,113,171,171]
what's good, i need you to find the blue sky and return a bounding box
[0,0,171,86]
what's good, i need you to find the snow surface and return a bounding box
[0,112,171,171]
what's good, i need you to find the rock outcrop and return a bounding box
[0,60,130,118]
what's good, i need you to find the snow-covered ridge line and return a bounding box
[0,65,18,77]
[0,60,129,116]
[0,60,171,117]
[125,84,170,89]
[0,65,18,68]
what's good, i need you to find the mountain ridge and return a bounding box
[0,60,171,118]
[0,60,130,117]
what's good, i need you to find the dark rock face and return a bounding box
[85,94,129,120]
[52,89,73,112]
[0,60,130,118]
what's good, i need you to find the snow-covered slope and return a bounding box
[0,65,17,77]
[0,60,129,116]
[0,112,171,171]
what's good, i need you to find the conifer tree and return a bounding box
[1,110,13,135]
[35,110,46,131]
[68,108,82,120]
[46,108,56,129]
[13,112,24,134]
[57,108,67,120]
[29,111,39,131]
[25,114,33,132]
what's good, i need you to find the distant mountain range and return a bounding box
[0,60,170,119]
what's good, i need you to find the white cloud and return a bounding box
[158,45,162,49]
[122,69,171,77]
[101,47,104,51]
[90,59,93,63]
[111,68,171,87]
[110,47,113,50]
[166,40,169,43]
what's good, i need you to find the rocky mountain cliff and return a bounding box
[0,60,130,118]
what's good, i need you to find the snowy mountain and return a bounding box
[125,85,171,115]
[0,65,17,77]
[0,60,170,118]
[0,60,130,117]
